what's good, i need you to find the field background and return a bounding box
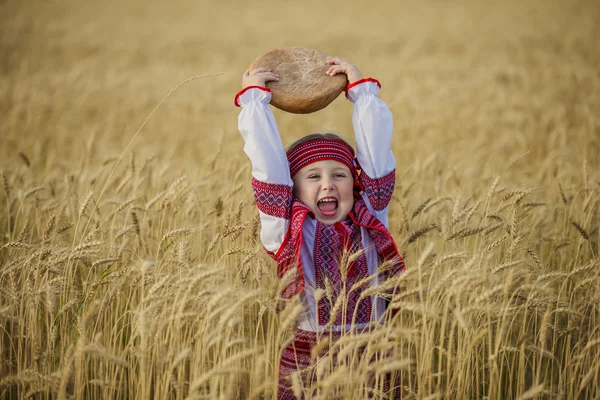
[1,0,599,399]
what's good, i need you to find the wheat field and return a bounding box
[1,0,599,398]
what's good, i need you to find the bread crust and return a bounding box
[249,47,347,114]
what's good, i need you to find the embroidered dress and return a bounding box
[236,78,405,399]
[279,328,401,399]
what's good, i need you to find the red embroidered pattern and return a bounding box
[278,329,342,399]
[278,328,402,399]
[360,169,396,211]
[275,201,311,299]
[252,178,293,219]
[314,222,372,326]
[286,139,356,177]
[274,199,405,301]
[350,199,406,280]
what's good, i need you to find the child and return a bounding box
[235,57,405,399]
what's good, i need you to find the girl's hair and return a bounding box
[286,133,354,154]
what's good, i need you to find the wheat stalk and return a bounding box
[407,223,439,244]
[1,242,33,249]
[411,197,432,220]
[1,170,10,197]
[570,221,589,240]
[24,186,45,200]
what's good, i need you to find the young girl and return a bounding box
[235,57,405,399]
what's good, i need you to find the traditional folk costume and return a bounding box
[235,78,406,399]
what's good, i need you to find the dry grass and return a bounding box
[1,0,599,398]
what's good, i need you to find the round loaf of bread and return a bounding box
[248,47,347,114]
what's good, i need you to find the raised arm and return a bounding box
[327,58,396,225]
[349,79,396,226]
[236,69,293,253]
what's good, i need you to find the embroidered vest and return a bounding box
[272,198,405,322]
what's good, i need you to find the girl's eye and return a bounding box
[308,175,320,179]
[334,173,347,178]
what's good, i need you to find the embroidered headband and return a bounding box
[287,138,365,198]
[286,139,357,177]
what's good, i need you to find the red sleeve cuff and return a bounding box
[345,78,381,99]
[234,86,272,107]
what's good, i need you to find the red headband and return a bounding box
[287,139,357,177]
[287,138,365,198]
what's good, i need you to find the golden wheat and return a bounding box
[1,0,599,398]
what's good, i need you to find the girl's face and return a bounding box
[292,160,354,225]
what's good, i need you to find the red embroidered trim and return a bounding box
[345,78,381,99]
[251,178,293,220]
[271,229,290,260]
[278,329,344,398]
[360,169,396,211]
[276,202,311,298]
[274,198,405,301]
[314,222,372,326]
[278,328,401,398]
[348,201,406,278]
[286,138,356,178]
[234,86,271,107]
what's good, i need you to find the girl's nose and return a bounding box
[321,178,334,191]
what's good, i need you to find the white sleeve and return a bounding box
[347,79,396,225]
[347,79,396,178]
[237,87,293,253]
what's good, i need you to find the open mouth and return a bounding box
[317,197,338,216]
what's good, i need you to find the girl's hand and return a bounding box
[326,57,363,84]
[242,68,279,88]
